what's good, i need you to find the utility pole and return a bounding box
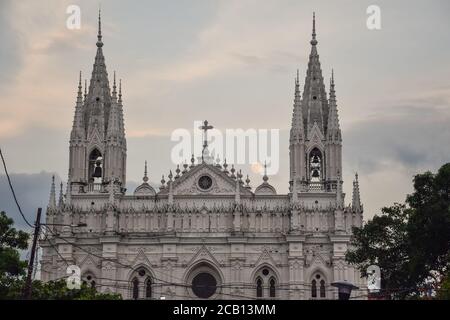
[23,207,42,299]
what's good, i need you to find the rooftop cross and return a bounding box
[199,120,214,162]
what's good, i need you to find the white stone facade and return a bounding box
[40,13,365,300]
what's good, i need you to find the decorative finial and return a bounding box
[183,161,188,173]
[230,165,236,179]
[190,154,195,168]
[223,158,228,174]
[175,164,181,178]
[245,175,251,189]
[77,71,82,98]
[263,161,268,182]
[118,79,122,102]
[97,7,103,47]
[330,69,336,97]
[58,181,64,207]
[160,175,166,189]
[143,161,148,183]
[168,170,173,181]
[311,12,317,46]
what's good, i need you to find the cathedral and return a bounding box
[40,12,365,300]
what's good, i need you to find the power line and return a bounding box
[0,147,34,228]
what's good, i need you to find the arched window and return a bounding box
[320,280,326,298]
[132,277,139,300]
[309,148,322,182]
[88,149,103,182]
[145,277,152,299]
[269,278,276,298]
[311,279,317,298]
[256,278,263,298]
[254,267,278,299]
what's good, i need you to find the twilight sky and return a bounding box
[1,0,450,230]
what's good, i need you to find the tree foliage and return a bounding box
[346,163,450,299]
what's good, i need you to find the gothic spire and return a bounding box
[107,83,121,138]
[117,79,125,138]
[112,71,117,100]
[301,12,329,135]
[83,79,87,102]
[48,175,56,210]
[85,7,111,138]
[70,71,85,140]
[327,69,341,139]
[58,182,64,208]
[352,173,362,212]
[290,69,304,142]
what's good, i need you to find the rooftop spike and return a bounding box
[48,175,56,209]
[76,71,83,102]
[311,12,317,46]
[78,71,82,91]
[58,182,64,208]
[143,160,148,183]
[97,7,103,47]
[112,71,117,98]
[118,79,122,102]
[84,79,87,100]
[352,172,362,212]
[263,161,268,182]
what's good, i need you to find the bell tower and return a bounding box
[289,13,342,192]
[68,10,127,194]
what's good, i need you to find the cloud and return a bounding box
[345,103,450,174]
[0,172,58,230]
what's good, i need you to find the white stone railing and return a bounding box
[86,183,104,193]
[308,182,324,191]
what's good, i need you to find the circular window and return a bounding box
[138,269,146,277]
[198,175,213,190]
[192,273,217,298]
[262,269,269,276]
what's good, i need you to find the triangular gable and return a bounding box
[78,254,99,269]
[252,246,279,267]
[131,247,152,266]
[163,163,252,196]
[308,121,325,144]
[187,245,222,267]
